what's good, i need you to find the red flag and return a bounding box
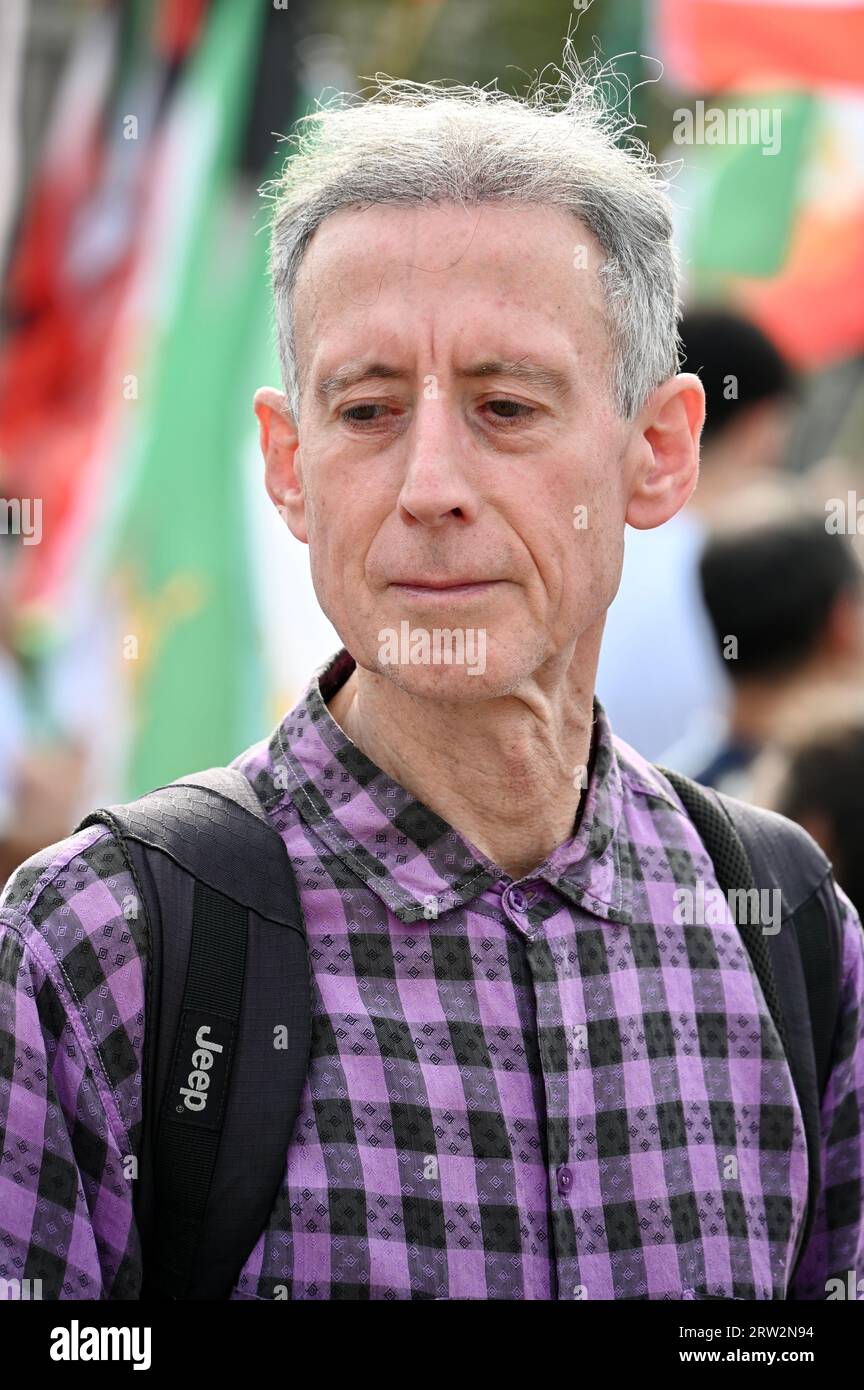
[658,0,864,91]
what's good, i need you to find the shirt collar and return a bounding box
[265,647,634,925]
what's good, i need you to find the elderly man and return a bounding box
[1,73,862,1303]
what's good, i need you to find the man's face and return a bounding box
[268,202,653,699]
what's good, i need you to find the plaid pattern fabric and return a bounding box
[1,646,862,1299]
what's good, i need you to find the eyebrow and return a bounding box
[315,362,403,405]
[314,357,572,405]
[458,359,572,400]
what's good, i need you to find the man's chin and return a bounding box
[378,663,499,703]
[365,632,534,702]
[339,614,552,701]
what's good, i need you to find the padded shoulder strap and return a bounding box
[711,790,843,1097]
[77,767,311,1299]
[657,767,788,1051]
[82,767,303,928]
[656,766,844,1289]
[703,786,844,1287]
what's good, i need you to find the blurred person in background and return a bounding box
[755,689,864,922]
[597,307,796,763]
[0,497,101,886]
[693,512,864,798]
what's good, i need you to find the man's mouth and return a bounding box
[389,579,502,598]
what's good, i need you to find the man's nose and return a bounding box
[397,398,479,526]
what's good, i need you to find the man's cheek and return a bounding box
[573,524,622,605]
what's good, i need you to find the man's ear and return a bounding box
[253,387,308,544]
[625,372,705,530]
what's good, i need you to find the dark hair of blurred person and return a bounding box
[692,514,864,794]
[679,307,796,515]
[684,308,794,440]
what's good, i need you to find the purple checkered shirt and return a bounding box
[2,647,863,1299]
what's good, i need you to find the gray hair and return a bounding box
[263,55,681,420]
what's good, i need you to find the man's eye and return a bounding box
[340,403,390,425]
[483,399,536,423]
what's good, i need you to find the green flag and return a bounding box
[112,0,270,796]
[688,92,816,278]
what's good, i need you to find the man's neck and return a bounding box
[325,655,596,881]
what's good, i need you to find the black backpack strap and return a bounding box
[712,793,843,1098]
[657,766,844,1287]
[657,768,790,1052]
[76,767,311,1299]
[710,787,845,1287]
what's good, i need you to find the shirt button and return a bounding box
[509,884,539,911]
[556,1165,573,1196]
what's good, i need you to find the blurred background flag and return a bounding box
[685,91,816,278]
[658,0,864,91]
[655,0,864,370]
[736,94,864,366]
[0,0,305,799]
[105,0,268,795]
[0,0,125,623]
